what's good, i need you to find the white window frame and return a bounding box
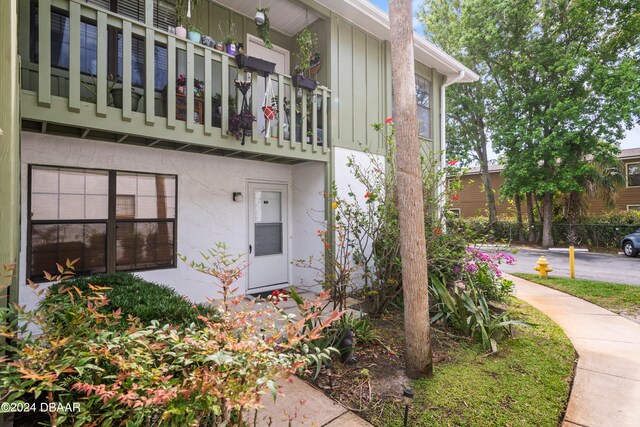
[626,161,640,188]
[450,208,461,218]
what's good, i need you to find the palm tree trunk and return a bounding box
[388,0,432,379]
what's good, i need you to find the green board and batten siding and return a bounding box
[0,0,21,308]
[330,14,443,155]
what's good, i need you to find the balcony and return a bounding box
[20,0,331,163]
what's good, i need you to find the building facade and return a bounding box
[1,0,477,309]
[451,148,640,218]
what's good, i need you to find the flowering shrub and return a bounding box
[461,247,515,302]
[0,246,341,426]
[176,74,205,98]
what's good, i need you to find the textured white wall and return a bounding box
[19,133,324,309]
[291,161,326,292]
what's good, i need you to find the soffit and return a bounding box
[212,0,321,36]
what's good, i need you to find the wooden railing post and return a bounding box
[204,49,212,135]
[37,0,51,107]
[96,11,108,117]
[221,55,229,137]
[289,85,296,150]
[144,28,155,124]
[167,37,176,129]
[122,21,132,120]
[300,90,307,152]
[68,1,80,111]
[311,89,318,153]
[322,87,329,154]
[186,42,194,131]
[277,75,284,148]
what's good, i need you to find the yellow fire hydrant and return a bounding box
[534,256,553,278]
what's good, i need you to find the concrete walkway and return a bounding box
[508,274,640,427]
[250,376,372,426]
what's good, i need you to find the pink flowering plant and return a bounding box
[460,247,516,302]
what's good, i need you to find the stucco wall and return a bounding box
[20,133,325,309]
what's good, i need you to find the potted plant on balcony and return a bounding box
[219,21,237,56]
[268,95,291,138]
[175,74,205,124]
[188,24,202,43]
[175,0,187,38]
[293,28,318,90]
[211,93,237,128]
[255,7,272,49]
[111,84,142,111]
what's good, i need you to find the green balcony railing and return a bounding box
[23,0,331,161]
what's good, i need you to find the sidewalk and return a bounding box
[508,274,640,427]
[250,376,372,426]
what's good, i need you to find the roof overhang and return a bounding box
[314,0,479,83]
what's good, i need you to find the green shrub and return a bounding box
[1,248,340,427]
[42,273,214,329]
[429,277,527,353]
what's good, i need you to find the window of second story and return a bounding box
[627,162,640,187]
[30,0,172,92]
[416,74,431,139]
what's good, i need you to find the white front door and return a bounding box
[248,182,289,291]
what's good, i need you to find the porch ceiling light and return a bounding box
[233,192,244,203]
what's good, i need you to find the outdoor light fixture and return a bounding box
[402,388,414,427]
[233,192,243,202]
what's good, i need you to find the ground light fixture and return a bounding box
[402,388,414,427]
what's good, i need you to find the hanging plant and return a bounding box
[295,28,317,77]
[255,8,272,49]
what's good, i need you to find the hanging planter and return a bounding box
[255,7,272,49]
[310,52,321,75]
[292,75,317,91]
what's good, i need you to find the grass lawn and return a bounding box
[368,299,575,427]
[513,273,640,318]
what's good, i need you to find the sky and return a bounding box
[367,0,640,158]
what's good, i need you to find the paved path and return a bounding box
[500,247,640,286]
[509,274,640,427]
[251,376,372,426]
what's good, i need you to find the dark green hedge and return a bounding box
[457,211,640,249]
[42,273,215,329]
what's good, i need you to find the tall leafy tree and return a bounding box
[419,0,499,225]
[425,0,640,247]
[388,0,433,378]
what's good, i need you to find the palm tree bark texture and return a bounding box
[388,0,433,379]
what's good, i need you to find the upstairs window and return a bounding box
[627,162,640,187]
[29,166,177,281]
[415,74,431,139]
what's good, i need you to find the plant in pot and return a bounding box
[255,7,272,49]
[229,110,254,139]
[111,84,142,111]
[175,0,187,38]
[219,21,237,56]
[211,93,237,127]
[188,24,202,43]
[268,95,291,138]
[293,28,318,90]
[310,51,321,75]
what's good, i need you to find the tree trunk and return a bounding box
[388,0,432,379]
[514,193,525,242]
[526,192,536,243]
[541,192,554,247]
[475,127,497,225]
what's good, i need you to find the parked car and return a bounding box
[621,230,640,257]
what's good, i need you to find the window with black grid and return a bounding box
[29,166,177,281]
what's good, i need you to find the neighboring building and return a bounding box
[0,0,477,309]
[451,148,640,218]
